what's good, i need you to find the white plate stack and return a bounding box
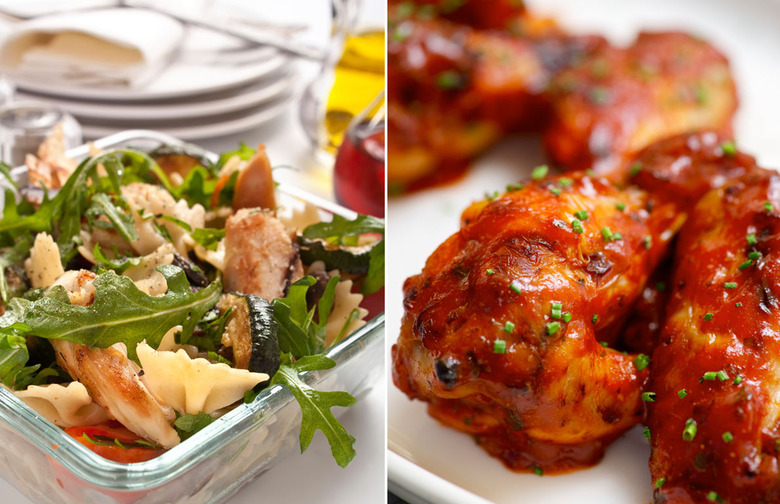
[1,8,300,140]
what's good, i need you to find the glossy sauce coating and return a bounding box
[393,132,757,473]
[544,32,736,177]
[388,2,603,189]
[646,168,780,503]
[393,171,683,473]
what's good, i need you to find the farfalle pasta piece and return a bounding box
[123,243,175,296]
[307,261,368,347]
[121,182,206,256]
[136,341,269,415]
[23,232,65,288]
[14,381,108,428]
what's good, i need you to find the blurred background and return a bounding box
[0,1,386,503]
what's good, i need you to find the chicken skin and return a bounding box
[387,2,737,189]
[545,32,737,177]
[645,166,780,503]
[388,4,604,189]
[393,132,757,473]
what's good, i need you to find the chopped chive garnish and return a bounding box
[765,202,774,212]
[510,282,522,294]
[683,418,697,441]
[599,341,608,347]
[616,202,626,211]
[613,232,623,241]
[747,233,757,245]
[592,314,599,324]
[736,302,743,307]
[724,282,737,289]
[748,251,761,260]
[634,354,650,371]
[630,162,643,177]
[641,392,656,402]
[585,169,595,176]
[486,268,495,275]
[702,370,729,382]
[643,426,651,439]
[571,219,584,234]
[574,210,589,220]
[562,312,572,323]
[546,322,560,336]
[722,431,734,443]
[507,183,524,192]
[720,140,737,157]
[704,313,713,321]
[678,389,687,398]
[706,491,721,503]
[550,187,562,197]
[533,465,544,476]
[738,259,753,270]
[493,339,507,354]
[551,302,563,319]
[503,321,515,333]
[733,375,743,385]
[601,227,615,242]
[643,235,652,249]
[559,177,573,187]
[655,477,666,489]
[656,282,666,292]
[531,165,549,180]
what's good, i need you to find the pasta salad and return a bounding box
[0,131,384,468]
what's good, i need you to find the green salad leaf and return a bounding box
[174,412,215,441]
[270,354,356,468]
[302,215,385,295]
[273,275,339,358]
[0,235,32,302]
[1,265,221,361]
[216,142,256,169]
[302,214,384,244]
[191,228,225,251]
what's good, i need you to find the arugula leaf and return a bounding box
[302,215,385,294]
[174,412,215,441]
[0,306,32,387]
[85,193,138,242]
[92,244,144,274]
[215,171,239,208]
[0,235,32,302]
[362,238,384,295]
[217,142,256,169]
[5,266,221,361]
[190,228,225,251]
[302,214,384,245]
[270,355,356,467]
[171,165,217,208]
[273,275,339,358]
[159,215,192,233]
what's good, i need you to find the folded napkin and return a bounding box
[0,8,184,88]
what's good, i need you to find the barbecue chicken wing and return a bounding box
[393,132,757,473]
[388,4,604,189]
[388,2,738,189]
[645,166,780,503]
[545,32,737,177]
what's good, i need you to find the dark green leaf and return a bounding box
[190,228,225,251]
[270,356,356,467]
[85,193,138,242]
[302,215,384,245]
[174,412,215,441]
[7,266,221,361]
[362,238,384,295]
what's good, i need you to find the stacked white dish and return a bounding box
[2,8,298,140]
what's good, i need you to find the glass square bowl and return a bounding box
[0,130,385,504]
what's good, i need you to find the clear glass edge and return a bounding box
[0,129,385,489]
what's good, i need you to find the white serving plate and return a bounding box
[80,92,293,140]
[387,0,780,502]
[16,69,294,121]
[12,26,290,101]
